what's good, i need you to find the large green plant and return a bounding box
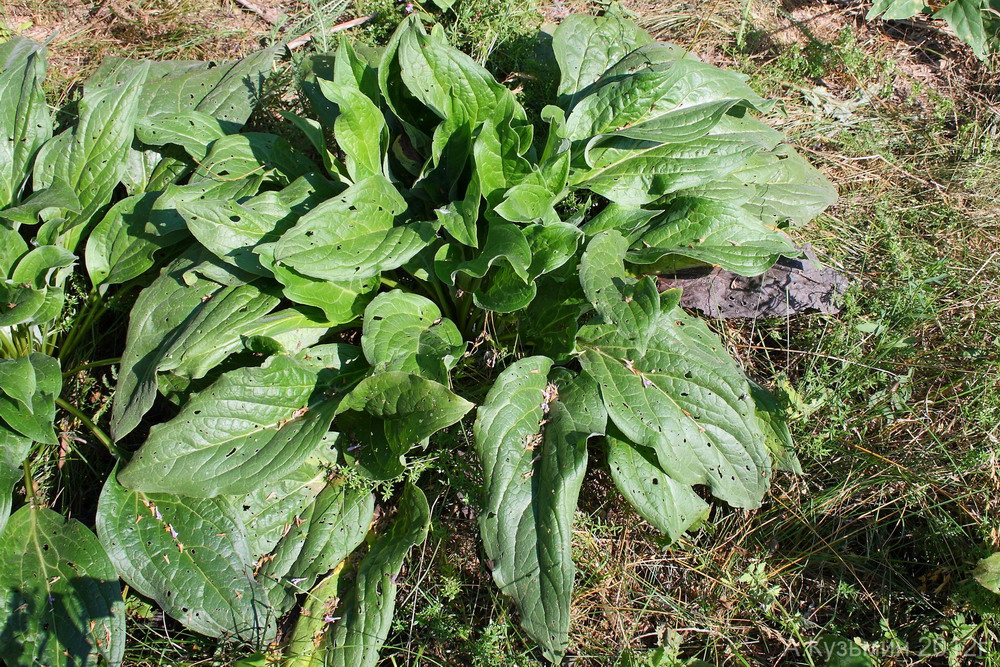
[0,7,836,665]
[0,37,277,666]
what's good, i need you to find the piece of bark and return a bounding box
[656,246,848,319]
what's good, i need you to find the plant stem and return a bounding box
[61,357,121,377]
[22,460,35,504]
[55,396,123,459]
[57,292,107,363]
[422,277,457,323]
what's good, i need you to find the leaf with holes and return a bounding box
[0,506,125,666]
[97,471,269,640]
[118,355,338,497]
[476,359,606,662]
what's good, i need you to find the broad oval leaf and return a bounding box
[118,355,338,496]
[578,306,771,508]
[337,371,474,480]
[238,462,330,559]
[192,133,315,187]
[260,479,374,614]
[325,483,430,667]
[111,256,225,440]
[317,78,388,181]
[156,283,280,379]
[135,110,228,161]
[273,175,436,282]
[33,62,149,251]
[361,290,465,384]
[0,428,31,535]
[475,360,606,662]
[109,251,270,440]
[86,177,262,288]
[0,352,60,445]
[0,506,125,667]
[564,56,766,141]
[552,7,653,109]
[606,433,709,542]
[626,197,797,277]
[702,144,838,226]
[0,281,45,328]
[0,37,51,210]
[571,133,765,206]
[580,230,660,354]
[97,472,270,640]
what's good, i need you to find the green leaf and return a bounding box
[626,197,796,277]
[973,552,1000,594]
[0,180,79,227]
[337,372,474,480]
[180,174,339,274]
[361,290,465,384]
[473,103,537,205]
[524,222,583,279]
[283,568,343,666]
[111,256,235,440]
[0,37,50,209]
[494,184,559,224]
[866,0,927,20]
[814,634,876,667]
[607,433,709,542]
[578,306,771,508]
[317,78,388,181]
[476,359,606,661]
[552,6,653,109]
[258,243,378,324]
[0,281,45,327]
[279,111,339,178]
[86,46,277,193]
[86,177,261,289]
[572,133,766,206]
[435,220,532,285]
[86,46,278,125]
[156,283,280,379]
[0,355,37,410]
[0,353,60,445]
[326,483,430,667]
[192,133,316,187]
[238,462,330,559]
[260,480,374,613]
[85,192,169,288]
[274,175,436,282]
[397,21,509,127]
[33,62,149,250]
[377,17,438,155]
[118,355,338,497]
[518,273,590,362]
[10,245,76,289]
[565,57,765,141]
[135,110,228,161]
[699,144,837,226]
[580,203,658,236]
[0,427,31,535]
[434,170,482,247]
[0,223,28,275]
[97,471,271,640]
[0,506,125,667]
[936,0,989,58]
[580,230,660,354]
